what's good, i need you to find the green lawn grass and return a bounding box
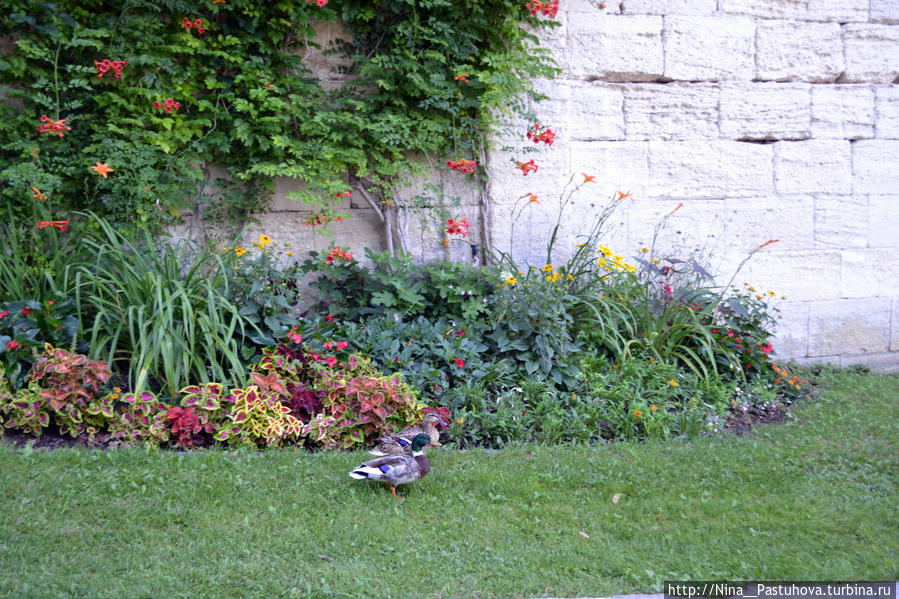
[1,369,896,599]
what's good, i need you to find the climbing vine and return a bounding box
[0,0,558,245]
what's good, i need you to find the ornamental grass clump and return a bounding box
[73,214,255,399]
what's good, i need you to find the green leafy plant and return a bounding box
[223,235,303,347]
[2,0,558,249]
[0,299,83,390]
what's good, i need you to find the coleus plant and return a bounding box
[302,354,424,450]
[25,343,112,438]
[108,390,170,447]
[215,385,304,448]
[165,406,214,449]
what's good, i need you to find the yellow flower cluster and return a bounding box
[596,245,636,272]
[229,235,294,261]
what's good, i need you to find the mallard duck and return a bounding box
[349,433,432,499]
[368,413,442,456]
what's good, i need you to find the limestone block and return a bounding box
[567,16,664,81]
[773,140,852,195]
[719,82,811,141]
[840,248,899,298]
[871,0,899,24]
[811,85,875,140]
[755,21,844,83]
[842,25,899,84]
[569,140,651,199]
[568,0,618,15]
[875,86,899,139]
[814,196,868,249]
[649,141,774,198]
[620,0,717,14]
[723,196,815,252]
[807,298,892,356]
[743,250,842,302]
[769,301,809,360]
[894,298,899,351]
[841,352,899,372]
[567,82,626,140]
[663,17,755,82]
[807,0,868,23]
[623,82,719,140]
[868,196,899,248]
[297,22,353,89]
[625,199,727,256]
[719,0,806,19]
[852,140,899,195]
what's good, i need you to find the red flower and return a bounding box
[36,220,70,232]
[37,115,71,138]
[0,310,8,319]
[526,0,558,18]
[154,98,181,113]
[515,159,538,176]
[324,246,353,265]
[326,356,338,367]
[325,314,334,322]
[526,123,556,146]
[6,340,19,351]
[454,74,470,82]
[445,158,477,174]
[21,308,31,316]
[445,218,469,237]
[336,341,348,351]
[454,358,464,368]
[94,59,127,79]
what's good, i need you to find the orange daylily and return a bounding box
[582,173,596,183]
[31,186,47,200]
[91,162,114,178]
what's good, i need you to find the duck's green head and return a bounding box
[410,433,431,452]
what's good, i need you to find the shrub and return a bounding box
[222,235,303,348]
[0,298,83,390]
[323,315,509,404]
[488,269,581,389]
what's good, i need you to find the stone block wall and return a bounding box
[242,3,898,370]
[483,0,899,370]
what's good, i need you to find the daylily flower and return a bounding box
[32,187,47,200]
[582,173,596,183]
[90,162,114,178]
